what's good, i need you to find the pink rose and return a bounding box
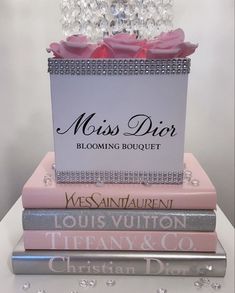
[146,48,181,59]
[176,42,198,58]
[147,28,185,49]
[47,29,198,59]
[47,35,98,58]
[146,28,198,59]
[101,33,146,58]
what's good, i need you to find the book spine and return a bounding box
[22,209,216,232]
[23,230,217,252]
[12,251,226,276]
[22,190,216,210]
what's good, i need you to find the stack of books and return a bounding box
[12,152,226,276]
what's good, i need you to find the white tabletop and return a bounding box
[0,199,234,293]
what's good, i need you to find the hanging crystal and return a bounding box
[60,0,174,39]
[99,16,109,32]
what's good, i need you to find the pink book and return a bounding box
[23,230,217,252]
[22,152,217,210]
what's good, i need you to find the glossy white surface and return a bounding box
[0,0,234,225]
[0,199,234,292]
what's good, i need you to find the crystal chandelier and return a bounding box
[61,0,173,41]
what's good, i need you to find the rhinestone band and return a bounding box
[55,170,183,184]
[48,58,190,76]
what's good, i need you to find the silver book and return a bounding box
[12,239,226,276]
[22,209,216,231]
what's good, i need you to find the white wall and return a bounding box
[174,0,234,225]
[0,0,234,225]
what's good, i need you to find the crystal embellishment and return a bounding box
[191,179,200,186]
[96,179,105,187]
[142,181,152,187]
[105,280,116,287]
[55,168,184,184]
[22,282,31,291]
[194,281,203,289]
[37,290,46,293]
[88,280,97,288]
[79,280,89,288]
[48,58,191,77]
[211,283,222,290]
[199,277,210,286]
[206,265,213,271]
[183,169,192,182]
[43,174,53,186]
[60,0,174,40]
[156,289,168,293]
[184,169,192,178]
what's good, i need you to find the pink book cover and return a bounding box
[22,152,217,210]
[23,230,217,252]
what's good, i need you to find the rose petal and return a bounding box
[103,43,144,58]
[62,40,90,49]
[147,28,185,49]
[146,47,181,59]
[47,30,198,59]
[104,33,146,47]
[103,33,146,58]
[48,34,98,58]
[91,44,113,58]
[159,28,185,42]
[49,42,63,58]
[66,34,88,43]
[177,42,198,57]
[136,48,147,59]
[111,33,137,41]
[59,41,98,58]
